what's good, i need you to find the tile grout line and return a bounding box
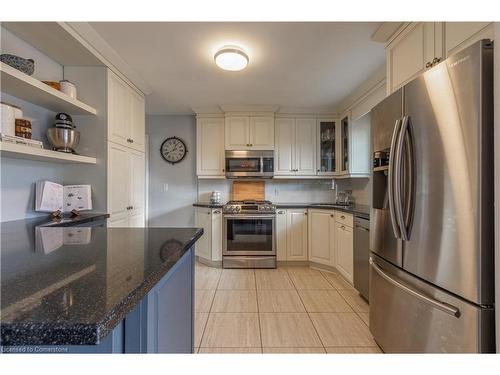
[254,269,264,353]
[196,267,222,351]
[289,266,328,353]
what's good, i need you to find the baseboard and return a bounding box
[309,262,338,274]
[196,256,222,268]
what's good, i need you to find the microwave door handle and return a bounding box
[388,118,402,239]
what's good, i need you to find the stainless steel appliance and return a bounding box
[353,215,370,301]
[370,40,495,353]
[223,200,276,268]
[225,150,274,178]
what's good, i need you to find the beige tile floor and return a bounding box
[195,263,382,354]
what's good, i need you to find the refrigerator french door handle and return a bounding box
[388,118,402,239]
[395,116,409,241]
[369,258,461,318]
[403,116,415,240]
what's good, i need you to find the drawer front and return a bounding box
[335,211,353,227]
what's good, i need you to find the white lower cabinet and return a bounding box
[308,209,335,266]
[107,141,145,227]
[194,207,223,262]
[335,221,354,283]
[195,207,212,259]
[276,209,288,261]
[286,209,308,261]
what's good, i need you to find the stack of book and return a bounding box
[0,133,43,148]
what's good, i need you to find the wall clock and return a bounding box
[160,137,187,164]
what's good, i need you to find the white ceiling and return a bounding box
[90,22,385,115]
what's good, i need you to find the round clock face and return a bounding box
[160,137,187,164]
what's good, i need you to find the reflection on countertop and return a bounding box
[0,225,203,346]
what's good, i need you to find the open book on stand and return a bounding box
[35,181,92,213]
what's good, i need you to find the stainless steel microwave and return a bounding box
[225,150,274,178]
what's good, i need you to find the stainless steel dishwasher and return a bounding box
[353,215,370,301]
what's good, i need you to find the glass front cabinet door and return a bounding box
[317,119,337,176]
[339,115,350,175]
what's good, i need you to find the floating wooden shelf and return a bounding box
[0,62,97,115]
[373,166,389,172]
[0,142,97,164]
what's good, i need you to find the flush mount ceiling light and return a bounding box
[214,46,249,71]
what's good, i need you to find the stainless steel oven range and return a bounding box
[222,200,276,268]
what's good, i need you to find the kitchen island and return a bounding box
[0,222,203,353]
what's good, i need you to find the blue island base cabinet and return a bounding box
[1,247,195,354]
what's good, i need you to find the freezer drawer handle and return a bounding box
[370,258,461,318]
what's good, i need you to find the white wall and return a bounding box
[147,115,197,227]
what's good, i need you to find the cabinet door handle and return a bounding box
[341,225,345,229]
[207,212,211,215]
[213,210,221,214]
[130,139,134,143]
[330,214,334,218]
[304,212,308,216]
[425,61,432,68]
[341,215,345,219]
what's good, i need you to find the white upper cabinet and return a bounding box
[249,117,275,149]
[225,116,250,149]
[129,88,146,152]
[316,119,338,176]
[107,70,146,151]
[294,118,317,175]
[225,115,274,150]
[386,22,444,93]
[196,117,225,177]
[386,22,494,95]
[335,112,370,178]
[275,117,316,177]
[308,209,335,266]
[108,71,130,146]
[445,22,493,57]
[274,118,295,175]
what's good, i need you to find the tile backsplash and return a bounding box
[198,179,335,204]
[198,177,370,205]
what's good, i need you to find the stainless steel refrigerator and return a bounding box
[369,40,495,353]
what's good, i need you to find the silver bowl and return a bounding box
[47,128,80,153]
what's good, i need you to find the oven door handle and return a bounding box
[224,215,276,219]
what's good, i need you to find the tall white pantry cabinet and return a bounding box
[107,70,146,227]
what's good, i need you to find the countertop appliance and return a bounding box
[353,215,370,301]
[222,200,276,268]
[369,40,495,353]
[225,150,274,178]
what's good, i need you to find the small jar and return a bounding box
[59,80,77,99]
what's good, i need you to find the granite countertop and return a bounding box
[193,202,224,208]
[0,224,203,346]
[276,203,370,218]
[1,212,109,228]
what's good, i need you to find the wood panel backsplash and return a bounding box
[232,181,265,201]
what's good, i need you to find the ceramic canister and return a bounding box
[59,80,77,99]
[1,103,16,136]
